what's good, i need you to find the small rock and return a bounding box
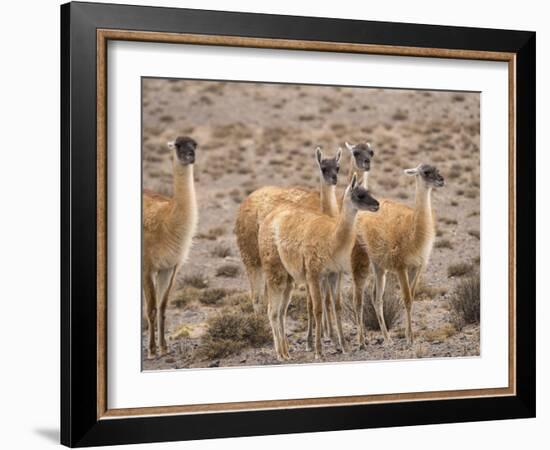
[208,360,220,368]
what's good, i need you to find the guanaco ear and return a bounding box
[350,172,358,189]
[336,147,343,164]
[315,147,323,165]
[404,167,418,176]
[167,141,176,149]
[345,142,354,152]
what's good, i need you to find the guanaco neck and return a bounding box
[347,164,368,188]
[169,160,196,228]
[412,177,434,242]
[319,178,338,217]
[332,195,358,253]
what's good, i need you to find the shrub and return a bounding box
[197,226,226,241]
[216,263,241,278]
[211,243,232,258]
[172,286,201,308]
[363,277,403,331]
[468,229,480,240]
[415,283,447,301]
[449,275,480,329]
[183,271,209,289]
[447,262,473,278]
[224,292,255,314]
[392,109,408,121]
[435,239,453,249]
[196,312,272,360]
[423,323,457,342]
[199,288,229,305]
[452,94,466,102]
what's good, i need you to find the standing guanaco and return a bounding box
[142,136,198,358]
[258,174,380,360]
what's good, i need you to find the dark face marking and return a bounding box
[351,185,379,212]
[351,143,374,171]
[174,136,197,165]
[319,157,340,185]
[418,164,445,187]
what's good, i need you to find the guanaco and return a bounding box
[142,136,198,358]
[352,164,445,345]
[258,174,380,360]
[345,141,374,187]
[234,147,342,314]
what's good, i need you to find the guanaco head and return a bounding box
[345,173,379,212]
[345,142,374,171]
[315,146,342,185]
[404,164,445,188]
[167,136,197,165]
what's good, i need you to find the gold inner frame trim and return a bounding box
[96,28,517,420]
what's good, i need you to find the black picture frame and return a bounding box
[61,1,535,447]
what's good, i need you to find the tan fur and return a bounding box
[352,176,436,345]
[347,162,367,188]
[234,163,339,305]
[258,187,360,360]
[142,158,197,358]
[234,186,320,308]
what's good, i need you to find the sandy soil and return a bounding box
[141,78,480,371]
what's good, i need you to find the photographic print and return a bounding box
[141,78,480,371]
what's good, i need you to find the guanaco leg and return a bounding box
[372,264,393,344]
[306,271,324,359]
[246,265,265,314]
[328,272,347,353]
[157,265,179,355]
[142,270,158,359]
[397,269,414,345]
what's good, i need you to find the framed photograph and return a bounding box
[61,1,536,447]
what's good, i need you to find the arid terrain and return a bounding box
[141,78,481,371]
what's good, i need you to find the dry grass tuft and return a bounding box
[423,323,457,342]
[468,229,480,240]
[392,109,409,121]
[197,226,227,241]
[449,275,480,329]
[183,271,209,289]
[159,114,174,123]
[362,278,402,331]
[198,288,231,305]
[435,239,453,249]
[172,287,201,308]
[195,312,271,360]
[415,283,448,301]
[452,94,466,102]
[447,262,474,278]
[224,292,255,314]
[216,263,241,278]
[464,189,478,199]
[211,242,232,258]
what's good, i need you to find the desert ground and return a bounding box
[141,78,480,370]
